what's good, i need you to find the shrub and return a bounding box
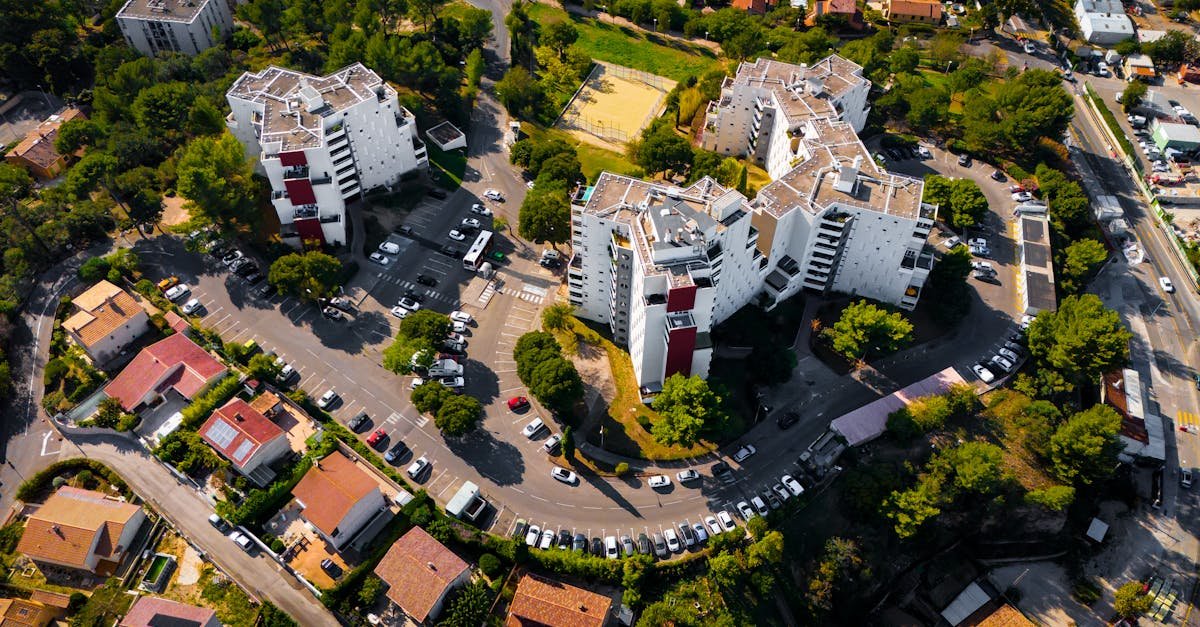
[78,257,111,282]
[615,462,630,476]
[180,375,242,428]
[16,459,127,502]
[479,553,502,578]
[0,521,23,553]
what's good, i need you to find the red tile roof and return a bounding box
[120,596,217,627]
[291,451,380,537]
[163,311,190,334]
[506,573,613,627]
[16,487,142,570]
[5,108,85,171]
[104,333,226,411]
[375,527,469,622]
[732,0,774,13]
[888,0,942,19]
[199,398,285,469]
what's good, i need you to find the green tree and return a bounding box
[176,133,259,228]
[399,310,453,343]
[635,127,694,176]
[650,374,728,446]
[938,441,1004,493]
[1121,80,1148,113]
[132,82,193,146]
[0,162,49,255]
[435,394,482,436]
[78,257,112,282]
[495,66,542,119]
[1114,581,1153,618]
[1058,239,1107,295]
[708,552,747,589]
[438,580,492,627]
[890,47,920,74]
[1026,294,1131,394]
[822,300,914,361]
[268,251,343,301]
[528,357,584,415]
[54,119,103,155]
[947,179,988,229]
[92,397,128,429]
[1049,404,1123,485]
[804,538,867,616]
[358,576,384,608]
[747,530,784,567]
[1025,485,1075,510]
[541,21,579,59]
[561,426,575,461]
[886,480,943,539]
[926,246,973,325]
[961,69,1073,157]
[412,380,454,414]
[541,303,573,331]
[518,182,571,244]
[246,353,282,381]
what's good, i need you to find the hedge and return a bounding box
[181,375,243,429]
[218,456,312,529]
[16,459,128,502]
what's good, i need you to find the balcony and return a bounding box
[310,173,333,185]
[225,111,238,129]
[271,190,289,200]
[325,123,346,142]
[293,204,318,219]
[282,165,309,180]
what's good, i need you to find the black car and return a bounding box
[637,533,652,555]
[712,461,734,483]
[347,411,370,432]
[440,245,461,258]
[957,154,971,167]
[539,257,561,269]
[990,169,1006,182]
[384,441,409,464]
[244,271,264,285]
[776,411,799,430]
[572,533,586,552]
[404,288,425,303]
[257,283,276,298]
[591,537,603,556]
[320,559,343,578]
[557,529,572,549]
[398,225,413,236]
[427,187,447,200]
[416,274,438,287]
[234,262,258,277]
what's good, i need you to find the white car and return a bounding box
[663,528,681,552]
[164,284,190,301]
[676,469,700,483]
[448,230,466,242]
[990,355,1014,372]
[733,445,757,463]
[973,364,995,383]
[781,475,805,497]
[648,475,671,488]
[452,320,467,333]
[551,467,577,484]
[1097,62,1110,77]
[917,145,932,159]
[1011,192,1033,202]
[704,515,722,536]
[398,297,421,312]
[438,376,464,389]
[538,529,554,550]
[279,362,295,381]
[461,217,481,229]
[1019,314,1034,330]
[409,377,425,389]
[1160,276,1176,293]
[998,347,1020,363]
[449,310,472,324]
[469,203,492,216]
[736,501,755,520]
[943,236,962,250]
[967,237,987,248]
[484,189,503,201]
[971,261,994,273]
[522,417,545,438]
[716,510,736,532]
[605,535,619,559]
[970,244,990,257]
[1023,41,1036,54]
[525,525,542,547]
[379,242,401,254]
[369,252,391,266]
[407,456,430,479]
[182,298,202,314]
[390,306,410,319]
[229,531,253,552]
[317,389,338,409]
[750,496,769,516]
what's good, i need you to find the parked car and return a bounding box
[543,434,562,453]
[416,274,438,287]
[317,389,338,409]
[508,396,530,411]
[230,531,254,552]
[157,276,180,291]
[321,307,344,320]
[998,347,1020,363]
[733,445,757,462]
[407,456,430,479]
[777,411,799,429]
[390,306,410,319]
[772,483,791,501]
[484,189,503,201]
[648,475,671,488]
[513,519,528,540]
[367,428,387,448]
[990,355,1014,373]
[461,217,481,230]
[470,203,492,216]
[398,297,421,312]
[736,501,756,520]
[539,530,554,550]
[637,533,651,555]
[693,522,709,544]
[678,523,696,548]
[973,364,995,383]
[652,533,668,558]
[621,535,635,556]
[164,284,190,301]
[605,536,620,559]
[428,187,447,200]
[347,411,369,432]
[1012,191,1033,202]
[379,242,400,254]
[557,530,572,549]
[716,510,736,532]
[676,469,700,483]
[551,467,577,484]
[524,525,541,547]
[750,496,769,516]
[704,515,722,536]
[384,441,409,464]
[208,514,230,532]
[450,310,473,324]
[1183,469,1194,489]
[781,474,805,497]
[573,533,587,552]
[957,154,971,167]
[182,298,202,315]
[1161,276,1176,293]
[320,559,343,578]
[369,252,390,265]
[523,417,545,438]
[448,230,466,241]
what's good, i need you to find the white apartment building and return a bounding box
[117,0,234,57]
[1074,0,1135,44]
[226,63,428,246]
[570,55,935,388]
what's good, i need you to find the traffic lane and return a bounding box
[71,435,337,626]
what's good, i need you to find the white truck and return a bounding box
[445,481,488,522]
[427,358,463,378]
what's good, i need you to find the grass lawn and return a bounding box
[744,160,770,196]
[1085,83,1137,164]
[428,143,466,189]
[527,4,723,82]
[522,123,642,183]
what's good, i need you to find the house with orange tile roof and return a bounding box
[104,333,227,413]
[4,108,86,181]
[62,280,151,365]
[16,486,145,575]
[119,596,219,627]
[200,397,290,486]
[506,573,614,627]
[0,596,61,627]
[885,0,942,22]
[374,526,470,624]
[732,0,776,14]
[291,451,386,550]
[806,0,864,28]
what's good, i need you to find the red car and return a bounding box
[367,428,387,448]
[507,396,530,411]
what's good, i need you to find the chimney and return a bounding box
[427,561,437,571]
[234,413,244,422]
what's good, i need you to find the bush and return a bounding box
[78,257,111,282]
[615,462,630,476]
[479,553,502,578]
[0,521,23,553]
[16,459,127,502]
[180,375,242,428]
[219,457,312,529]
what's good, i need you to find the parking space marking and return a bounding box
[436,479,459,498]
[414,414,429,428]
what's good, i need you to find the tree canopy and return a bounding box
[823,300,914,361]
[513,331,583,416]
[1025,294,1131,396]
[1049,404,1122,485]
[267,251,343,301]
[518,181,571,244]
[650,374,729,447]
[961,69,1073,157]
[922,175,988,229]
[176,133,260,228]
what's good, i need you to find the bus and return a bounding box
[462,230,494,271]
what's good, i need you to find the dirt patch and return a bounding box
[160,196,190,227]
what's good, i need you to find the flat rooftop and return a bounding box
[755,118,924,219]
[227,63,392,151]
[1025,271,1057,312]
[117,0,212,22]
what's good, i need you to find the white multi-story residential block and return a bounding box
[570,55,935,388]
[226,63,428,246]
[116,0,234,57]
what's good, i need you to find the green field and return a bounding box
[527,4,723,82]
[523,124,643,183]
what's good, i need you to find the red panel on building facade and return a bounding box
[666,285,697,312]
[293,218,325,245]
[283,179,316,205]
[279,151,307,167]
[664,326,697,379]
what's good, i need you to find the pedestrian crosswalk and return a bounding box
[497,286,546,304]
[1178,411,1200,428]
[478,282,497,307]
[376,274,460,306]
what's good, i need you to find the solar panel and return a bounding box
[205,419,238,449]
[232,440,254,463]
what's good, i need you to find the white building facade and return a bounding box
[570,55,935,389]
[116,0,234,57]
[226,63,428,246]
[1074,0,1135,44]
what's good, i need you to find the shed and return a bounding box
[1152,121,1200,150]
[1124,53,1156,81]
